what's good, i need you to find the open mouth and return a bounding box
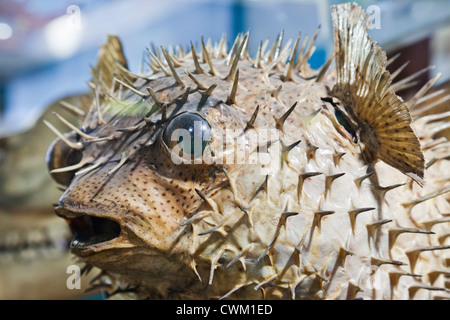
[68,215,121,249]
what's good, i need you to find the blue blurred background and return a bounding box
[0,0,449,133]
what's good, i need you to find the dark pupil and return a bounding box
[163,113,211,158]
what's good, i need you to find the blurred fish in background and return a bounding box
[0,0,448,299]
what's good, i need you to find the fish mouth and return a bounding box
[55,206,121,249]
[68,215,121,249]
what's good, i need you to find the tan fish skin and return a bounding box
[46,3,449,299]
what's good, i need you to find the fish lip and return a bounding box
[54,205,123,253]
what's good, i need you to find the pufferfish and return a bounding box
[45,3,450,299]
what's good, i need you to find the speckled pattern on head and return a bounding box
[46,3,450,299]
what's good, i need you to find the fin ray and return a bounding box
[331,3,424,185]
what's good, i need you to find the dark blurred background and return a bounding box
[0,0,449,135]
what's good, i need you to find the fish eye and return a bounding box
[46,137,83,186]
[162,113,211,160]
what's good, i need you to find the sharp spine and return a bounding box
[388,227,434,254]
[161,46,184,86]
[201,37,218,76]
[298,172,322,201]
[274,102,298,133]
[406,245,450,273]
[201,83,217,96]
[59,101,86,117]
[43,120,83,150]
[226,68,239,105]
[348,207,375,234]
[115,78,148,97]
[242,105,259,133]
[324,173,345,197]
[225,34,248,82]
[191,41,205,74]
[354,172,374,190]
[281,33,301,82]
[185,70,207,90]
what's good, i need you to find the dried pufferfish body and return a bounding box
[46,3,450,299]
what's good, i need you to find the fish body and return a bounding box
[46,3,450,299]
